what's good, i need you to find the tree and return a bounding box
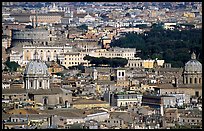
[77,24,88,30]
[69,123,83,129]
[4,58,20,72]
[84,55,128,68]
[110,28,202,68]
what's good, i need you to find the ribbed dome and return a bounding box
[184,52,202,73]
[24,59,49,76]
[185,60,202,72]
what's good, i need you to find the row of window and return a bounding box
[118,72,125,76]
[26,50,57,53]
[64,62,81,65]
[185,77,202,84]
[105,120,120,124]
[183,119,202,123]
[30,81,44,88]
[120,102,138,106]
[129,63,143,67]
[118,96,138,99]
[65,58,83,60]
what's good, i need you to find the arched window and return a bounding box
[39,81,42,87]
[43,97,48,105]
[199,78,201,83]
[190,78,192,84]
[186,77,188,84]
[122,72,124,76]
[194,78,197,84]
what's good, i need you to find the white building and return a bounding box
[112,93,143,107]
[22,45,73,66]
[2,82,10,89]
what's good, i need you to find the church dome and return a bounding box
[184,52,202,73]
[24,59,49,76]
[24,50,49,76]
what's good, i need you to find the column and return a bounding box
[44,51,46,61]
[27,78,30,89]
[36,79,39,89]
[31,50,33,60]
[33,79,36,89]
[26,79,28,89]
[47,79,50,89]
[42,80,45,89]
[188,77,190,84]
[192,77,195,84]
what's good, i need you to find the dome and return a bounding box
[24,59,49,76]
[184,52,202,73]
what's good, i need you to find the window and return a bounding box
[30,81,33,87]
[39,81,42,87]
[194,78,197,84]
[122,72,124,76]
[186,77,188,84]
[195,91,199,97]
[190,78,192,84]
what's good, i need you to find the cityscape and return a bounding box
[2,2,202,129]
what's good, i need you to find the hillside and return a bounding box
[111,27,202,67]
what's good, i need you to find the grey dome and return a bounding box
[184,52,202,73]
[24,59,49,76]
[185,60,202,73]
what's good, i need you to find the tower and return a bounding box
[116,68,126,81]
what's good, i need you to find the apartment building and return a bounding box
[62,52,89,67]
